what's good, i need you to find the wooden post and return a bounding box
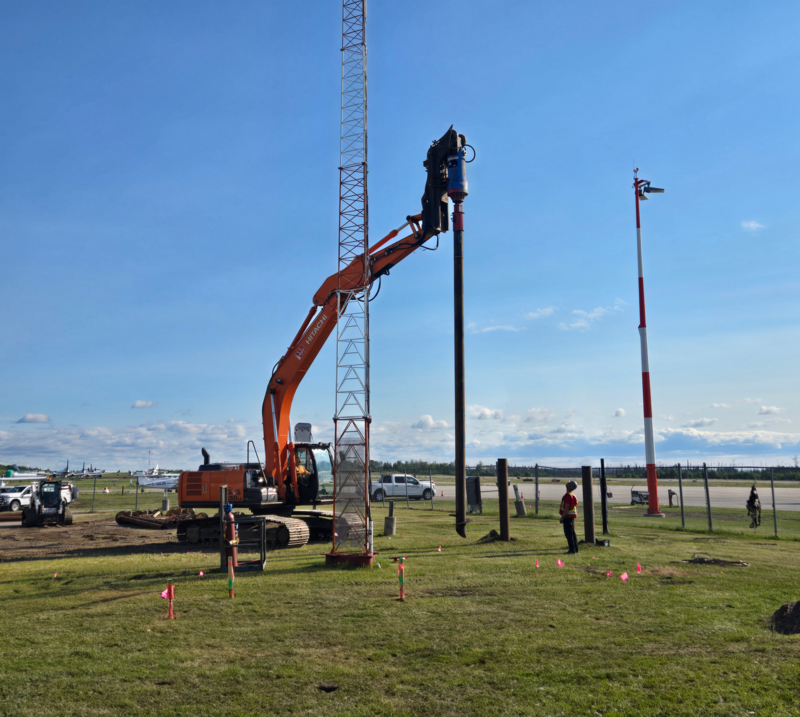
[581,465,595,545]
[678,464,685,528]
[534,463,539,516]
[497,459,510,541]
[770,468,778,538]
[703,463,713,532]
[599,458,609,535]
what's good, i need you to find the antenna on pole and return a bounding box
[330,0,372,564]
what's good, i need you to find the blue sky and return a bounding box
[2,1,799,470]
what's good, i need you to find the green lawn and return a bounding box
[1,502,798,716]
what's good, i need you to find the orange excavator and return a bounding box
[176,127,466,548]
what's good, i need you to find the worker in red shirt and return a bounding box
[559,480,579,554]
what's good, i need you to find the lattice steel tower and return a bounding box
[332,0,371,556]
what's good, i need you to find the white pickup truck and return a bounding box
[371,474,436,501]
[0,482,77,512]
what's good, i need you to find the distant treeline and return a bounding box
[0,463,41,474]
[368,460,800,481]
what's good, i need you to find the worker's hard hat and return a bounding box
[566,480,578,491]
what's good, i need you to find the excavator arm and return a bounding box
[263,214,434,501]
[263,126,466,501]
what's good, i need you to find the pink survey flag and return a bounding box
[199,571,204,577]
[437,546,442,552]
[161,589,169,599]
[637,563,642,574]
[606,571,612,577]
[620,572,629,582]
[556,559,565,567]
[53,572,58,578]
[535,560,539,568]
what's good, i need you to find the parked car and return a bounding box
[630,489,649,505]
[0,482,76,512]
[371,474,435,501]
[0,485,34,512]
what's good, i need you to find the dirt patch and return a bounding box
[478,530,517,543]
[420,589,475,598]
[770,602,800,635]
[647,566,692,578]
[0,516,198,561]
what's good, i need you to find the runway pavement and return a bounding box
[432,481,800,511]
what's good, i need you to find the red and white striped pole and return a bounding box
[633,169,664,517]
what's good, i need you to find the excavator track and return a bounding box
[176,513,310,549]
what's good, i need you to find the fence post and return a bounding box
[703,462,713,532]
[497,458,510,541]
[599,458,609,535]
[135,477,139,511]
[677,464,685,528]
[581,466,596,544]
[770,467,778,539]
[91,474,97,513]
[405,474,410,509]
[534,463,539,516]
[429,468,434,510]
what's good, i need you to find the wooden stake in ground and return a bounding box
[398,557,405,600]
[228,556,235,599]
[165,579,175,619]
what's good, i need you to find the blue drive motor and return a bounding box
[447,147,468,199]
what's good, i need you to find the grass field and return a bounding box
[1,500,799,716]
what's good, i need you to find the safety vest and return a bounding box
[560,494,578,518]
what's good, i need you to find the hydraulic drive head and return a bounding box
[421,127,467,236]
[447,146,468,202]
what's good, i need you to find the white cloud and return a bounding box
[741,220,764,232]
[613,408,626,418]
[468,405,503,420]
[16,413,50,424]
[748,418,792,429]
[758,406,784,415]
[558,305,617,331]
[411,415,449,430]
[525,307,556,319]
[470,324,522,334]
[525,407,556,423]
[132,400,157,409]
[659,426,800,450]
[661,415,675,421]
[228,418,236,423]
[741,398,763,404]
[681,418,719,428]
[0,419,253,468]
[711,403,731,409]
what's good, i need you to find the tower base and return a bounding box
[325,552,374,567]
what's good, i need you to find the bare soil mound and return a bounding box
[0,516,197,562]
[770,601,800,635]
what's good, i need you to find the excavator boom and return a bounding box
[178,127,466,540]
[263,126,465,502]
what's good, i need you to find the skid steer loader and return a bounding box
[21,480,73,527]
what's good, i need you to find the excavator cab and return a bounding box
[292,443,334,503]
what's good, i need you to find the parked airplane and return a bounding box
[3,464,48,479]
[133,465,180,491]
[47,460,77,479]
[73,462,105,479]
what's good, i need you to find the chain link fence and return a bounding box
[521,462,800,539]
